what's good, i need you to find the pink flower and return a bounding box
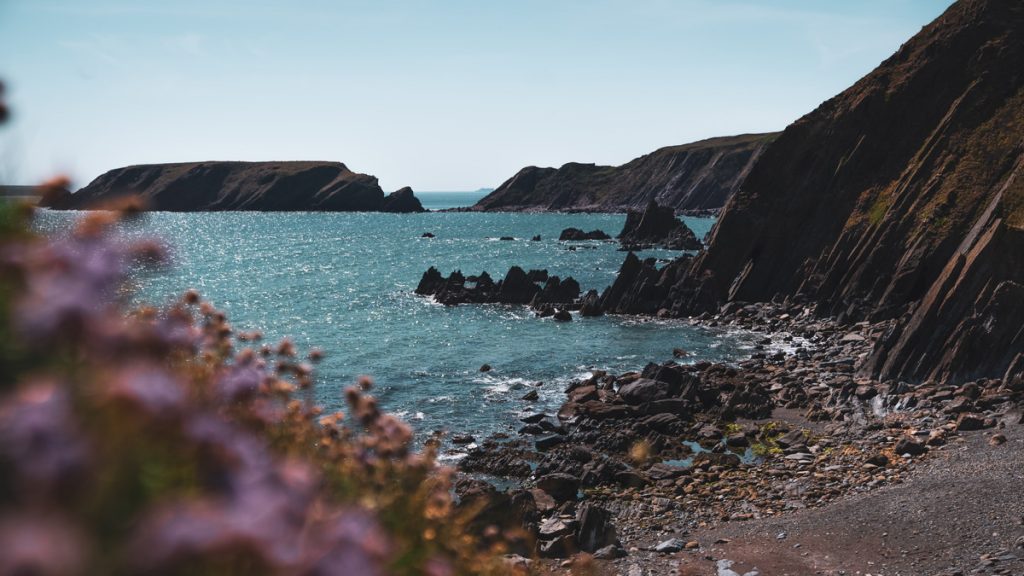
[105,365,186,417]
[0,381,90,494]
[0,513,86,576]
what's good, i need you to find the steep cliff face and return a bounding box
[607,0,1024,385]
[472,133,777,213]
[45,161,425,213]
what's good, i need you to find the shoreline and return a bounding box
[452,301,1022,574]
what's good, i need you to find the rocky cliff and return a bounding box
[44,161,425,213]
[472,133,777,213]
[605,0,1024,385]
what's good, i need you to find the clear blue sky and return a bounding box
[0,0,954,191]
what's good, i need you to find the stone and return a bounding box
[535,434,566,451]
[520,412,547,424]
[536,473,580,502]
[956,413,988,431]
[576,503,617,552]
[775,429,806,449]
[538,533,577,558]
[653,538,686,553]
[894,437,927,456]
[618,378,674,405]
[592,544,626,559]
[538,517,575,539]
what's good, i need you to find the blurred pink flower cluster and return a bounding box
[0,207,511,575]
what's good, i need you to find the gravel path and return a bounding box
[670,418,1024,576]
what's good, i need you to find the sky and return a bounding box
[0,0,955,191]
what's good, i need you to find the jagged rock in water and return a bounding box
[415,266,590,311]
[559,228,611,241]
[617,201,701,251]
[497,266,540,304]
[415,266,445,295]
[41,161,427,212]
[599,252,693,315]
[381,186,426,213]
[531,276,581,307]
[578,290,604,317]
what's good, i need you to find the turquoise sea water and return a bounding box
[37,203,765,457]
[417,190,490,210]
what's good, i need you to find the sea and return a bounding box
[36,191,770,459]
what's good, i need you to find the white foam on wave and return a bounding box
[472,375,535,397]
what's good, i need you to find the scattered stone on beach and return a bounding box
[536,473,580,502]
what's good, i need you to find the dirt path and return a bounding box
[669,421,1024,576]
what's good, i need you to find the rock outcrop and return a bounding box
[472,133,777,213]
[559,228,611,241]
[415,266,582,311]
[42,161,426,213]
[617,201,702,251]
[599,0,1024,385]
[381,186,426,213]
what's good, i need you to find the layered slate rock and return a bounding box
[597,0,1024,384]
[617,201,702,251]
[472,133,778,213]
[43,161,426,213]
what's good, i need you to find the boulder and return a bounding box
[535,473,580,502]
[618,378,676,405]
